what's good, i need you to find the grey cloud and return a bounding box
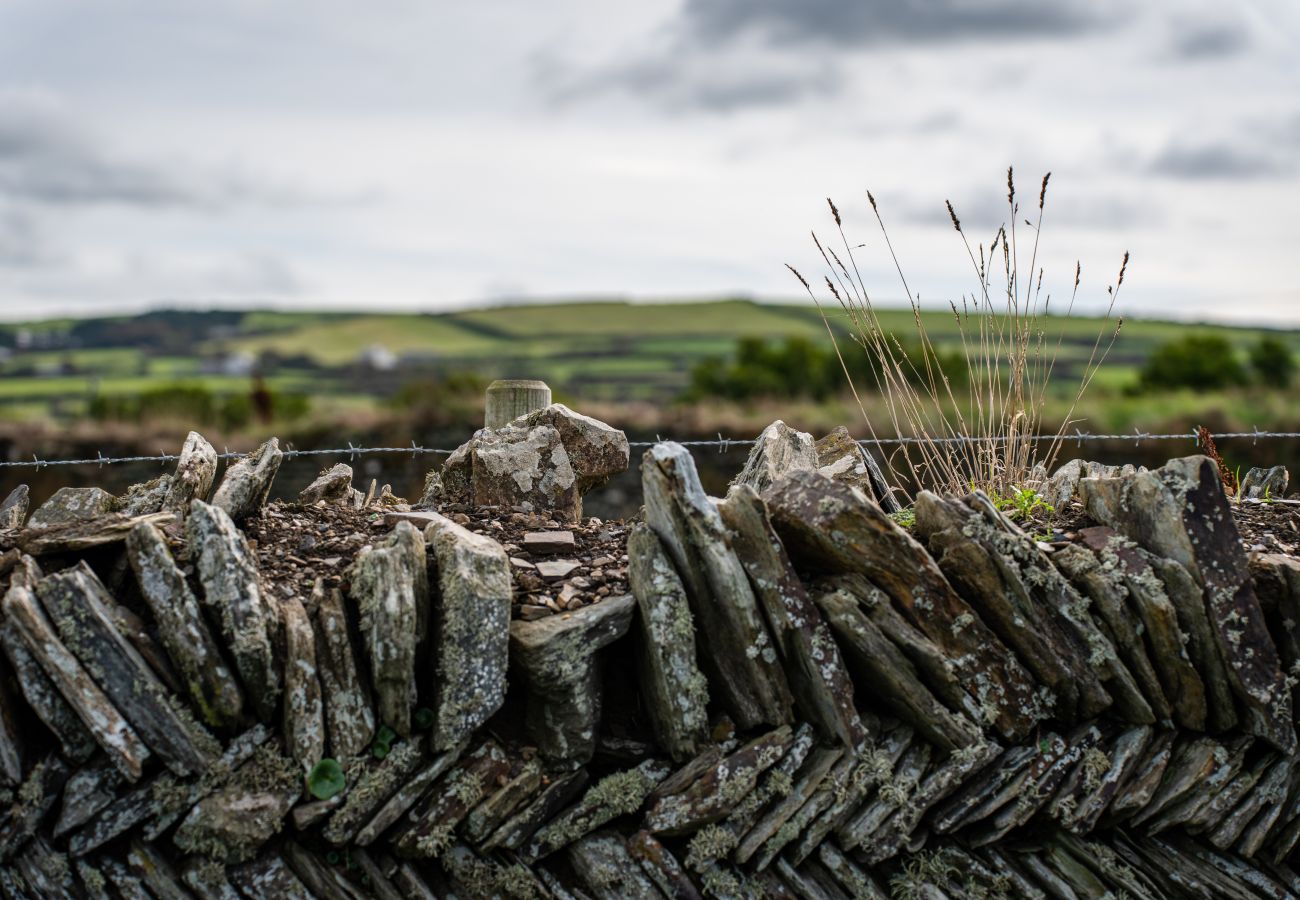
[550,0,1109,113]
[886,184,1153,232]
[1148,142,1290,180]
[0,94,318,209]
[1168,24,1250,59]
[0,207,53,266]
[683,0,1100,47]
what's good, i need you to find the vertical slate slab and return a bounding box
[1081,455,1295,753]
[423,512,512,752]
[349,520,426,737]
[189,499,281,722]
[627,523,710,762]
[641,443,793,731]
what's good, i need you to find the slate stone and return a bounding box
[311,582,375,758]
[627,523,710,762]
[27,486,117,528]
[423,512,512,751]
[814,425,899,513]
[719,485,866,748]
[189,500,280,722]
[298,463,357,505]
[1081,455,1294,752]
[730,420,817,496]
[0,485,28,530]
[1242,466,1289,500]
[767,469,1039,740]
[164,431,219,514]
[126,520,244,729]
[642,442,793,730]
[211,437,283,523]
[349,520,427,737]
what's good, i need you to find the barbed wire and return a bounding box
[2,429,1299,470]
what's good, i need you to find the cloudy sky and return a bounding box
[0,0,1297,323]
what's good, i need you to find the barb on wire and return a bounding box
[3,430,1300,470]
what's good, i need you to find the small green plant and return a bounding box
[413,707,435,730]
[889,508,916,529]
[306,758,346,800]
[371,724,397,759]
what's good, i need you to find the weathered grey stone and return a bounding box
[719,486,865,748]
[835,739,934,858]
[0,562,98,764]
[1061,725,1152,834]
[1209,755,1292,851]
[349,520,426,737]
[0,653,22,787]
[812,582,981,751]
[0,756,68,861]
[526,758,672,861]
[53,759,122,839]
[189,500,280,722]
[14,510,174,555]
[730,420,817,496]
[567,831,662,900]
[1044,458,1086,507]
[280,596,324,771]
[915,490,1117,724]
[125,838,191,900]
[642,443,793,731]
[627,830,703,900]
[173,746,300,864]
[1082,455,1294,752]
[26,486,117,528]
[509,593,636,765]
[322,737,428,846]
[814,425,899,513]
[645,727,792,836]
[1107,729,1177,820]
[395,742,511,857]
[627,523,710,762]
[227,853,314,900]
[1141,736,1251,834]
[164,431,219,514]
[0,485,29,530]
[311,582,375,758]
[118,475,173,517]
[142,725,273,841]
[768,469,1039,740]
[299,463,357,504]
[1054,542,1173,723]
[1242,465,1289,500]
[210,437,283,522]
[126,520,244,729]
[462,758,544,846]
[423,512,512,752]
[482,768,590,853]
[36,563,217,775]
[2,575,149,781]
[734,745,842,866]
[515,403,630,493]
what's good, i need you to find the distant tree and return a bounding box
[1136,334,1249,392]
[1250,336,1296,388]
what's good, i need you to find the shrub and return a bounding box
[1250,336,1295,388]
[1136,335,1248,392]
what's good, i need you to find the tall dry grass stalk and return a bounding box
[788,168,1128,500]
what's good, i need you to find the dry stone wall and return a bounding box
[0,413,1298,898]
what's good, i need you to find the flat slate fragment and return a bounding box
[349,520,426,737]
[210,437,283,523]
[280,595,325,770]
[526,758,672,861]
[395,741,510,858]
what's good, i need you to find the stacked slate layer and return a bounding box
[0,414,1298,900]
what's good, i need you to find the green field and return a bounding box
[1,299,1297,425]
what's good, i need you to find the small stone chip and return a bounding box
[536,560,581,581]
[524,531,577,554]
